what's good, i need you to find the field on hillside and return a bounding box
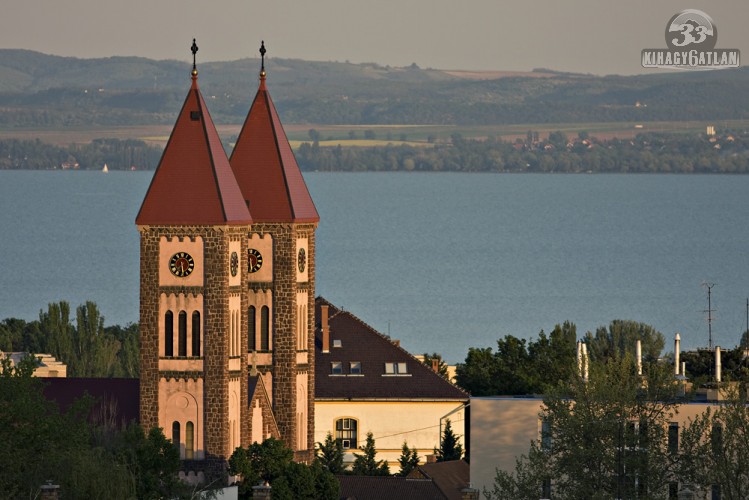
[2,120,746,150]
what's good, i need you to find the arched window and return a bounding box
[335,418,358,449]
[192,311,201,357]
[248,306,256,351]
[172,421,181,455]
[260,306,269,351]
[185,421,194,459]
[165,311,174,357]
[178,311,187,357]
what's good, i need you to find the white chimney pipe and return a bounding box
[581,342,589,383]
[674,333,681,375]
[321,305,330,353]
[715,346,722,383]
[636,339,642,375]
[681,361,686,378]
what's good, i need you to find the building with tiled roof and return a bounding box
[315,297,468,472]
[337,475,448,500]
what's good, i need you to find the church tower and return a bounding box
[136,40,252,480]
[230,42,319,460]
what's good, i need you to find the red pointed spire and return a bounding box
[229,42,319,223]
[136,40,251,226]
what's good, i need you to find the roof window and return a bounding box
[384,362,408,375]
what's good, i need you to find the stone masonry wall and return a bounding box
[305,225,317,460]
[139,227,160,430]
[202,226,230,477]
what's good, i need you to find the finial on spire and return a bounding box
[191,38,199,77]
[259,40,266,78]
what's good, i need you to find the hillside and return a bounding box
[1,50,748,128]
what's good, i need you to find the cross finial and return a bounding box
[191,38,199,75]
[259,40,266,76]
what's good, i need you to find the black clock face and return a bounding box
[248,248,263,273]
[298,248,306,273]
[230,251,238,277]
[169,252,195,277]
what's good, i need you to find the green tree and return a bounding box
[317,432,345,474]
[585,320,665,363]
[0,354,137,499]
[740,329,749,349]
[527,322,578,394]
[456,325,578,396]
[352,432,390,476]
[230,438,338,499]
[115,424,183,500]
[229,437,294,492]
[487,355,681,500]
[679,384,749,499]
[40,301,74,364]
[397,441,420,476]
[435,419,463,462]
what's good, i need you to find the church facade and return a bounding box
[135,41,318,479]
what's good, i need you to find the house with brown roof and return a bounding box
[314,297,468,472]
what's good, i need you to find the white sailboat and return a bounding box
[102,163,109,173]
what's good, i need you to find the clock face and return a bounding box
[169,252,195,278]
[230,251,238,277]
[298,248,306,273]
[248,248,263,273]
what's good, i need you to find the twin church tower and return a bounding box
[135,41,318,476]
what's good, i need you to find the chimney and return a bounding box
[393,339,400,347]
[426,454,437,464]
[636,339,642,375]
[40,482,60,500]
[252,481,272,500]
[674,333,681,375]
[432,359,439,373]
[581,342,589,383]
[715,346,722,383]
[682,361,686,378]
[321,305,330,353]
[461,487,480,500]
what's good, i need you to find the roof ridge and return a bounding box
[317,297,468,397]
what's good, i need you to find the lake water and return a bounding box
[1,171,748,363]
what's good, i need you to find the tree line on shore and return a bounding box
[296,129,749,174]
[2,128,748,173]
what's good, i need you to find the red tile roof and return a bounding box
[229,72,319,223]
[408,460,470,500]
[136,71,252,226]
[337,475,447,500]
[315,297,468,401]
[43,377,140,427]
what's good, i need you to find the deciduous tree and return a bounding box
[487,355,681,499]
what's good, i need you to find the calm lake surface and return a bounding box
[1,171,748,362]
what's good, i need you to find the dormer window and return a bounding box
[384,362,408,375]
[331,361,343,375]
[350,362,362,374]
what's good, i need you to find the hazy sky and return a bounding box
[2,0,747,75]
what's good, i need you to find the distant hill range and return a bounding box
[1,49,748,127]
